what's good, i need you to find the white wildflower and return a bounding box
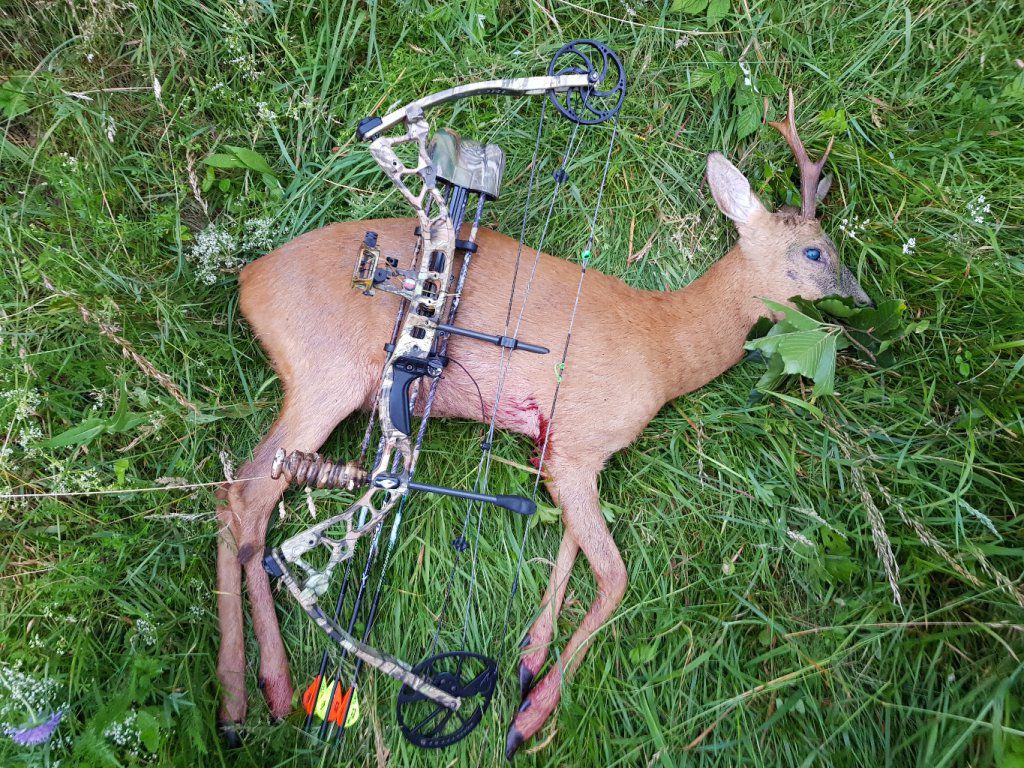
[241,217,277,254]
[255,101,277,125]
[105,116,116,143]
[838,214,869,240]
[738,58,755,91]
[966,194,991,225]
[89,390,106,412]
[187,224,242,284]
[153,76,162,104]
[0,661,63,733]
[132,617,157,648]
[103,710,142,751]
[902,237,916,255]
[17,423,42,450]
[675,36,690,48]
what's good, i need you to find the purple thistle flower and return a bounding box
[5,709,63,746]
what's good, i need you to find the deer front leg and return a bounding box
[518,532,579,698]
[215,500,246,739]
[506,466,627,759]
[216,384,368,737]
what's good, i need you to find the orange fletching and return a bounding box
[302,676,353,725]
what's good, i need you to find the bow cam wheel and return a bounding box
[396,651,498,749]
[547,39,627,125]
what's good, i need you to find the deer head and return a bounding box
[706,91,872,309]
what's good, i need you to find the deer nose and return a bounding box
[855,294,874,308]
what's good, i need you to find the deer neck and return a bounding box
[656,245,767,401]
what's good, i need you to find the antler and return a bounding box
[769,89,834,219]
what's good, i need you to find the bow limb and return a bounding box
[265,548,462,711]
[358,73,591,141]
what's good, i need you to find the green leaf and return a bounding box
[671,0,708,13]
[814,296,859,318]
[225,145,275,175]
[735,103,761,140]
[761,299,823,331]
[202,153,245,169]
[0,82,29,119]
[44,418,109,448]
[706,0,730,26]
[810,337,837,396]
[752,348,786,394]
[534,503,560,525]
[114,458,129,485]
[136,709,163,753]
[628,643,658,665]
[753,328,838,390]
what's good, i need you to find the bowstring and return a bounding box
[498,115,620,662]
[427,112,585,657]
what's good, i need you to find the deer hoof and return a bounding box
[218,721,242,749]
[505,724,525,761]
[518,661,536,700]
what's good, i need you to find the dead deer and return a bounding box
[215,92,871,756]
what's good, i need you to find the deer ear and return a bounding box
[816,173,833,203]
[706,152,768,226]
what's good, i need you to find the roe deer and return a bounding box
[215,92,871,756]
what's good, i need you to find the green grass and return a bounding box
[2,0,1023,766]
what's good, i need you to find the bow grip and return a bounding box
[389,355,444,436]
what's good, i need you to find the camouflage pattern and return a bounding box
[267,549,461,710]
[272,102,464,679]
[428,128,506,200]
[359,74,591,142]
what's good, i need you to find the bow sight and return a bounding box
[263,39,625,751]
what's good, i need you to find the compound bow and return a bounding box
[262,39,625,750]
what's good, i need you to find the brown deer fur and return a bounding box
[215,151,870,754]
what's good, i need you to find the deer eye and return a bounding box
[804,247,821,261]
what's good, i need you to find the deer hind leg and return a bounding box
[216,380,370,734]
[518,531,579,698]
[506,464,627,759]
